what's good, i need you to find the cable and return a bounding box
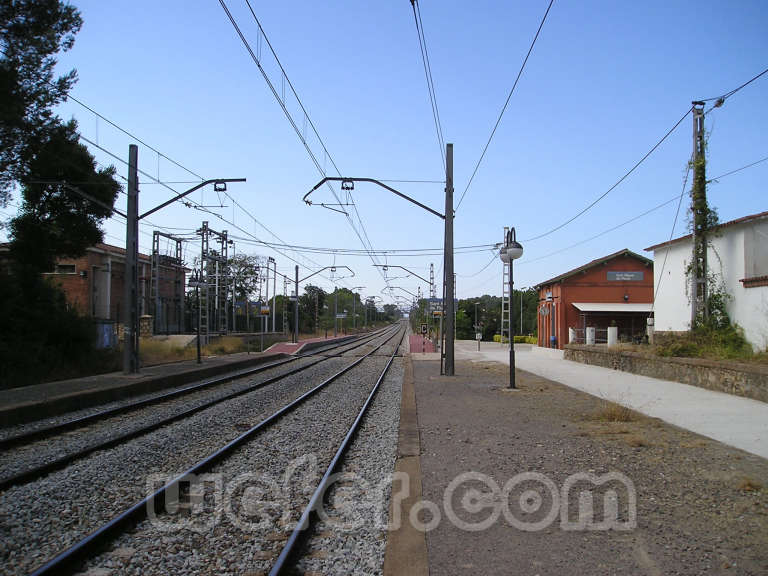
[518,194,682,265]
[521,106,692,242]
[410,0,445,172]
[708,154,768,183]
[701,66,768,104]
[457,251,498,278]
[220,0,393,291]
[456,0,555,211]
[651,159,692,311]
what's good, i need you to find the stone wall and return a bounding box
[564,344,768,403]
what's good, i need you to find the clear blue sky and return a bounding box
[3,0,767,307]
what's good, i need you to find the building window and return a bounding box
[54,264,76,274]
[742,220,768,288]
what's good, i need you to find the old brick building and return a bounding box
[535,249,654,349]
[42,243,153,322]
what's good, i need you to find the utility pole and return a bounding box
[123,144,140,374]
[264,256,270,335]
[334,288,338,338]
[690,101,708,328]
[271,258,277,333]
[443,143,455,376]
[293,265,299,343]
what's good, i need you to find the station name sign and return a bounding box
[607,271,644,281]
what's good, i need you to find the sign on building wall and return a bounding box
[607,271,644,281]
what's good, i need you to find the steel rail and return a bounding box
[0,326,392,451]
[269,327,407,575]
[0,327,399,491]
[27,324,406,576]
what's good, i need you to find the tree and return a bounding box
[0,0,82,204]
[0,2,123,386]
[229,253,264,301]
[9,120,119,277]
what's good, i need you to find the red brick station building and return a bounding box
[535,249,654,349]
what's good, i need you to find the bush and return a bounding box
[0,271,111,388]
[655,324,754,361]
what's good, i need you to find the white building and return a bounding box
[645,210,768,351]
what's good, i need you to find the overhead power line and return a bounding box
[521,106,692,242]
[456,0,555,211]
[410,0,446,172]
[702,66,768,105]
[708,154,768,183]
[219,0,393,290]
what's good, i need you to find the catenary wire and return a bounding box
[411,0,445,172]
[220,0,393,291]
[456,0,555,211]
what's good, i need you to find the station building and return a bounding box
[534,249,654,349]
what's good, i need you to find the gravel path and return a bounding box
[0,327,403,576]
[76,336,403,575]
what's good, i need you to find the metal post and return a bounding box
[509,259,516,389]
[334,289,338,338]
[293,265,299,344]
[475,302,480,351]
[196,280,201,364]
[444,143,455,376]
[231,243,236,332]
[272,258,277,333]
[265,256,270,334]
[353,294,356,331]
[123,144,139,374]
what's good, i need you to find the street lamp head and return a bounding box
[507,241,523,261]
[500,226,523,261]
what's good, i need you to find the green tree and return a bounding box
[229,253,264,301]
[9,120,119,278]
[0,0,82,203]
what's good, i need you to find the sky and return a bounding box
[2,0,767,308]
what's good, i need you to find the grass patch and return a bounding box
[624,434,653,448]
[589,400,638,423]
[737,477,763,492]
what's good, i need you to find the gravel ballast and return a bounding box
[0,328,403,576]
[77,338,404,575]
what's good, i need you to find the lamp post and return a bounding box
[499,227,524,389]
[474,302,485,351]
[350,286,364,331]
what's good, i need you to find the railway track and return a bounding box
[1,323,406,576]
[0,326,397,490]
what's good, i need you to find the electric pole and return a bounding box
[123,144,140,374]
[294,265,299,343]
[444,143,455,376]
[690,101,708,327]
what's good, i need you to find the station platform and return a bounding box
[384,344,768,575]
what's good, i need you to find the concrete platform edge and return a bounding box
[0,353,288,427]
[383,354,429,576]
